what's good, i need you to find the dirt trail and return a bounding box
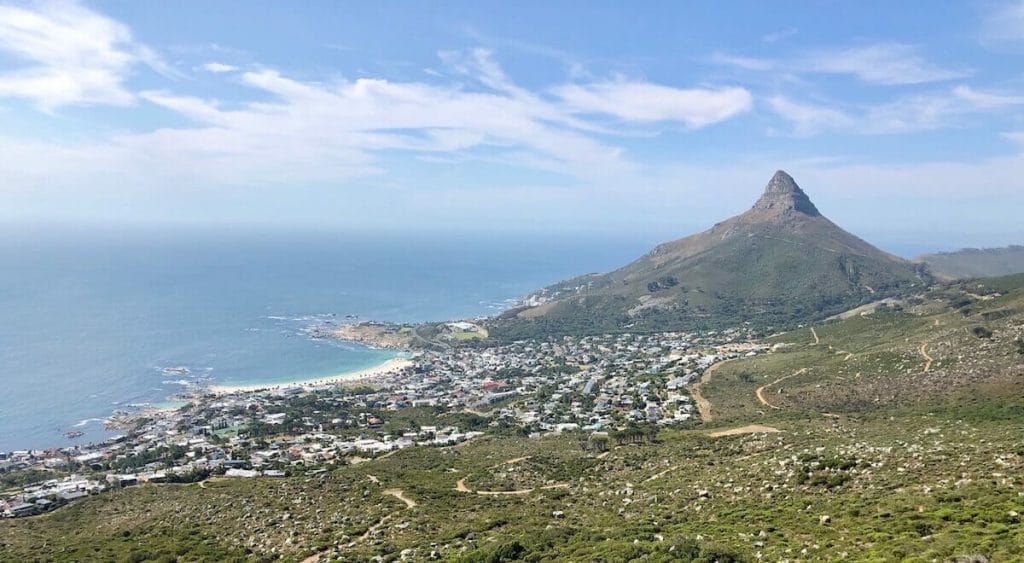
[645,465,677,482]
[383,488,417,508]
[920,342,934,373]
[457,477,569,495]
[810,327,820,345]
[690,359,735,422]
[366,474,379,484]
[477,488,533,496]
[755,368,807,410]
[708,424,781,438]
[354,514,393,545]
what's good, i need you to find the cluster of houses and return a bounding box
[1,474,105,518]
[1,327,763,518]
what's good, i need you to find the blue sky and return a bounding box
[1,0,1023,252]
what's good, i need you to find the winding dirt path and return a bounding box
[708,424,781,438]
[477,489,533,496]
[920,342,934,373]
[645,465,677,483]
[455,475,568,496]
[810,327,820,345]
[383,488,417,508]
[501,456,530,465]
[690,359,735,422]
[755,368,807,410]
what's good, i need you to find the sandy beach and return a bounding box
[207,357,414,396]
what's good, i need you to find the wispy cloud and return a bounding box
[554,81,752,128]
[769,86,1024,135]
[981,0,1024,47]
[0,0,168,109]
[713,42,967,85]
[767,96,855,136]
[803,43,968,85]
[762,27,798,44]
[1,48,752,191]
[199,62,237,73]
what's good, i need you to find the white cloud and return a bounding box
[0,0,167,109]
[707,53,776,72]
[803,43,967,85]
[200,62,237,73]
[769,85,1024,135]
[713,42,966,85]
[951,85,1024,108]
[981,0,1024,46]
[1003,131,1024,145]
[762,27,798,44]
[767,96,855,136]
[2,50,754,192]
[554,81,752,128]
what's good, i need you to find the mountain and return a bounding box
[491,170,929,338]
[916,245,1024,280]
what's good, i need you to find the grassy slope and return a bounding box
[4,414,1024,562]
[491,223,925,341]
[701,282,1024,422]
[4,280,1024,562]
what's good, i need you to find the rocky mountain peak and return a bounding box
[750,170,820,217]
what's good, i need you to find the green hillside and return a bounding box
[491,171,928,340]
[4,278,1024,562]
[698,274,1024,422]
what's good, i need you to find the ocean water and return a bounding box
[0,227,653,452]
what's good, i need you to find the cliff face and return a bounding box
[491,171,929,338]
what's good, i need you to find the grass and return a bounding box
[4,281,1024,561]
[5,410,1024,562]
[700,287,1024,423]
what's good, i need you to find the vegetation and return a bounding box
[490,174,928,341]
[4,276,1024,561]
[5,408,1024,561]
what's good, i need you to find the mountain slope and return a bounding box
[492,171,929,338]
[917,245,1024,280]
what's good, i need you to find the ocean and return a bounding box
[0,227,653,452]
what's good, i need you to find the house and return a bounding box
[8,503,37,518]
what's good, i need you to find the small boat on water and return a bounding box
[64,430,85,439]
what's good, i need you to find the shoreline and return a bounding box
[206,356,414,396]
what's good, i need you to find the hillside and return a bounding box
[4,278,1024,561]
[490,171,929,340]
[696,272,1024,422]
[917,245,1024,280]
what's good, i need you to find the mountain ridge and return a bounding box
[916,245,1024,280]
[491,171,929,339]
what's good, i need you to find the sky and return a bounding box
[1,0,1023,253]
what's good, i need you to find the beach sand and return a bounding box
[207,357,414,396]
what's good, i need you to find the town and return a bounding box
[2,325,766,518]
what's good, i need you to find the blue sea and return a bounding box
[0,227,654,452]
